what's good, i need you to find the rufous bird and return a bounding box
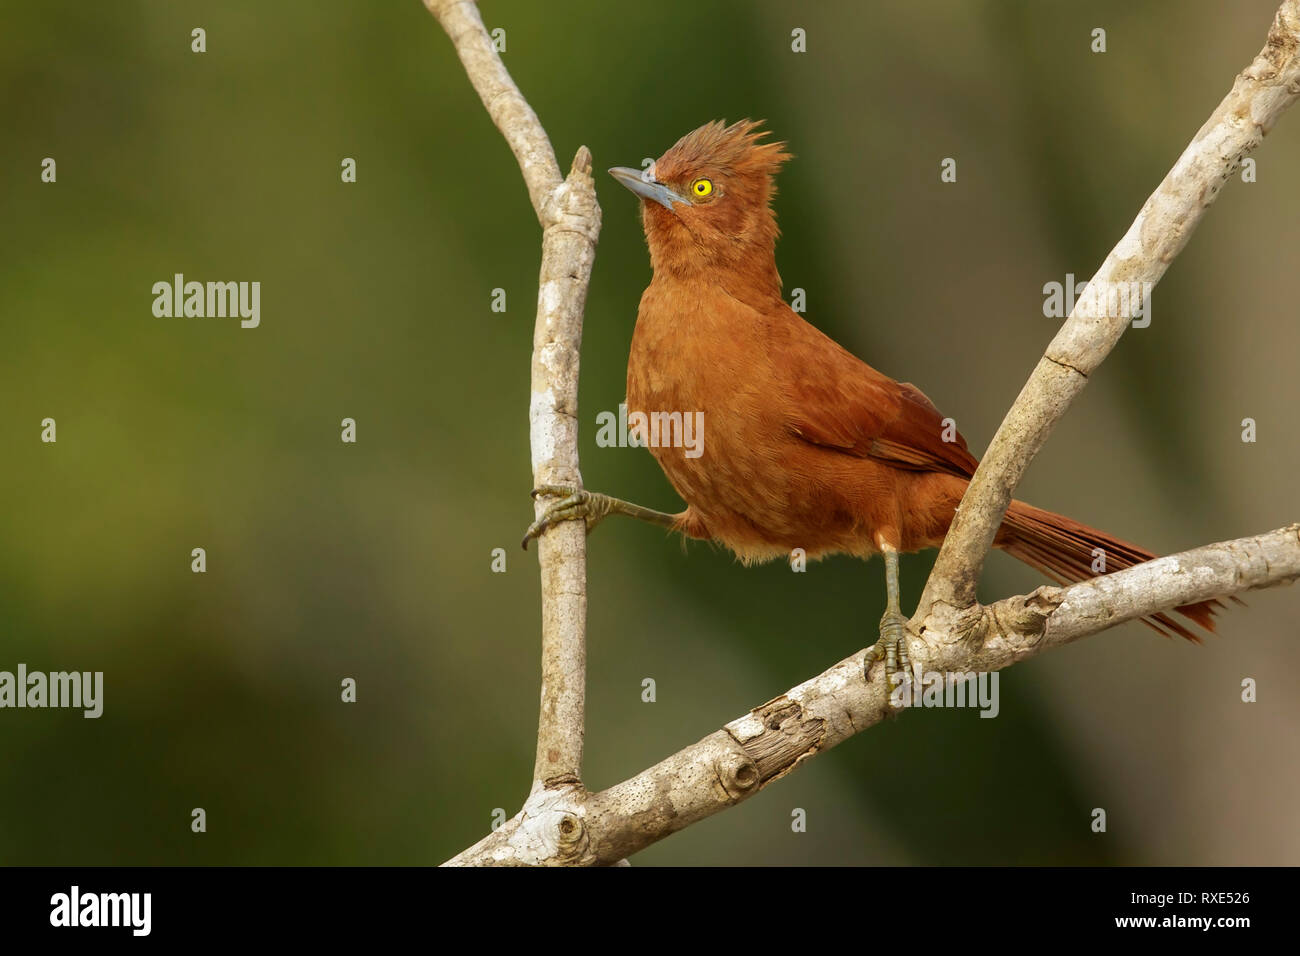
[523,119,1221,677]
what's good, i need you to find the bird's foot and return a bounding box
[865,611,915,703]
[522,485,616,549]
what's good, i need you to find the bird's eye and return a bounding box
[691,178,714,198]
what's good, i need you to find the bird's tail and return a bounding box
[997,499,1225,641]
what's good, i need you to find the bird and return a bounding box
[523,119,1222,678]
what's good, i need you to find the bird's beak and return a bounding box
[608,166,690,211]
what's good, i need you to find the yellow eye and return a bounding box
[691,178,713,198]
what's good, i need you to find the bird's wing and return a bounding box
[778,315,980,479]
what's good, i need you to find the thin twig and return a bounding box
[425,0,599,788]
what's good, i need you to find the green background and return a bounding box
[1,0,1297,865]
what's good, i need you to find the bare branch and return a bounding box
[423,0,562,221]
[425,0,599,788]
[426,0,1300,866]
[526,150,600,789]
[918,0,1300,622]
[450,526,1300,865]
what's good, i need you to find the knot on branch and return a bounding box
[715,751,760,800]
[989,586,1060,644]
[515,785,588,865]
[541,146,601,240]
[553,811,588,862]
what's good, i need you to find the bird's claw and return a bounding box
[865,611,915,704]
[521,485,612,549]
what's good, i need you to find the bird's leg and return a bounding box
[521,484,678,549]
[865,544,914,692]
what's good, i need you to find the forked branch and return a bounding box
[426,0,1300,866]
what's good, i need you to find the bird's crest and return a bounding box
[654,119,791,186]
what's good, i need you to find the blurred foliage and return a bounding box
[1,0,1296,865]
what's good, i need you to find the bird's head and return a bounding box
[609,119,791,289]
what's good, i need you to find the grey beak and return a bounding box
[608,166,690,210]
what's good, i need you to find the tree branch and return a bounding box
[426,0,1300,865]
[424,1,562,221]
[425,0,599,789]
[450,526,1299,865]
[917,0,1300,627]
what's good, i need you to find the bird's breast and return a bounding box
[625,283,873,561]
